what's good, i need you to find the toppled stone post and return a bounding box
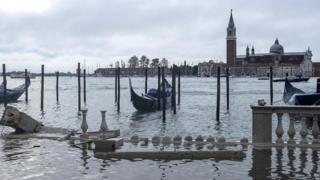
[0,106,43,133]
[0,106,72,135]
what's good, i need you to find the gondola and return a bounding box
[283,80,320,105]
[274,77,309,82]
[129,78,171,112]
[0,77,31,103]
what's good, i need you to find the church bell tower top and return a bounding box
[228,9,235,28]
[227,9,236,39]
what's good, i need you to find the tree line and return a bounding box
[110,55,169,68]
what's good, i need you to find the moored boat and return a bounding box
[283,80,320,105]
[129,78,171,112]
[0,77,31,103]
[274,77,309,82]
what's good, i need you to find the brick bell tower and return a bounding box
[226,9,237,66]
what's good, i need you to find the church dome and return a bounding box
[270,38,284,54]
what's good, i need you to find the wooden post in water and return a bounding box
[270,66,273,105]
[173,65,176,114]
[226,67,229,110]
[171,66,174,109]
[178,66,181,105]
[56,71,59,103]
[2,64,7,107]
[317,78,320,93]
[25,69,28,103]
[162,66,166,121]
[77,63,81,112]
[115,68,118,103]
[117,67,120,112]
[216,66,221,122]
[157,66,161,110]
[145,68,148,94]
[83,69,86,105]
[40,64,44,111]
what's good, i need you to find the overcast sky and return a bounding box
[0,0,319,72]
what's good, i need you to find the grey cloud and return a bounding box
[0,0,319,72]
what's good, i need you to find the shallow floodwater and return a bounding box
[0,77,319,179]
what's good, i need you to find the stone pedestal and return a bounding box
[94,138,123,151]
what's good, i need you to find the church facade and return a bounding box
[226,10,313,77]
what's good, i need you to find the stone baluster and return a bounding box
[312,115,320,144]
[100,110,108,132]
[300,116,308,145]
[275,113,284,145]
[81,109,88,133]
[287,114,296,145]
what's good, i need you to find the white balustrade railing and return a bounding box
[251,105,320,147]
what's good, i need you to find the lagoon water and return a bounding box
[0,76,319,179]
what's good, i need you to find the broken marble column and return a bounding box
[100,110,108,132]
[81,109,88,136]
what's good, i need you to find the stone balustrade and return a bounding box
[251,104,320,148]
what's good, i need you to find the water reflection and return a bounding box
[80,147,90,170]
[40,110,46,120]
[2,139,30,161]
[130,111,149,121]
[249,148,271,179]
[311,150,319,179]
[250,148,320,179]
[275,148,284,178]
[287,148,296,177]
[298,148,307,177]
[99,159,110,172]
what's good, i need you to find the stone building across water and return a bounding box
[198,10,313,77]
[226,10,313,77]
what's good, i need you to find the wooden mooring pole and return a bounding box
[162,66,166,121]
[317,78,320,93]
[56,71,59,103]
[173,65,176,114]
[171,66,174,109]
[117,67,120,112]
[178,66,180,105]
[270,66,273,105]
[216,67,221,122]
[41,64,44,111]
[145,68,148,94]
[2,64,7,107]
[25,69,28,103]
[157,66,161,110]
[115,68,118,103]
[83,69,86,105]
[77,63,81,112]
[226,67,229,110]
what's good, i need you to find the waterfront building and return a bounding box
[226,10,313,77]
[312,62,320,76]
[94,67,170,77]
[94,66,195,77]
[94,60,197,77]
[197,60,226,77]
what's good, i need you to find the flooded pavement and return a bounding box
[0,77,319,179]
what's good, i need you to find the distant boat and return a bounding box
[0,77,31,103]
[129,78,171,112]
[283,80,320,105]
[274,77,309,82]
[10,73,36,79]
